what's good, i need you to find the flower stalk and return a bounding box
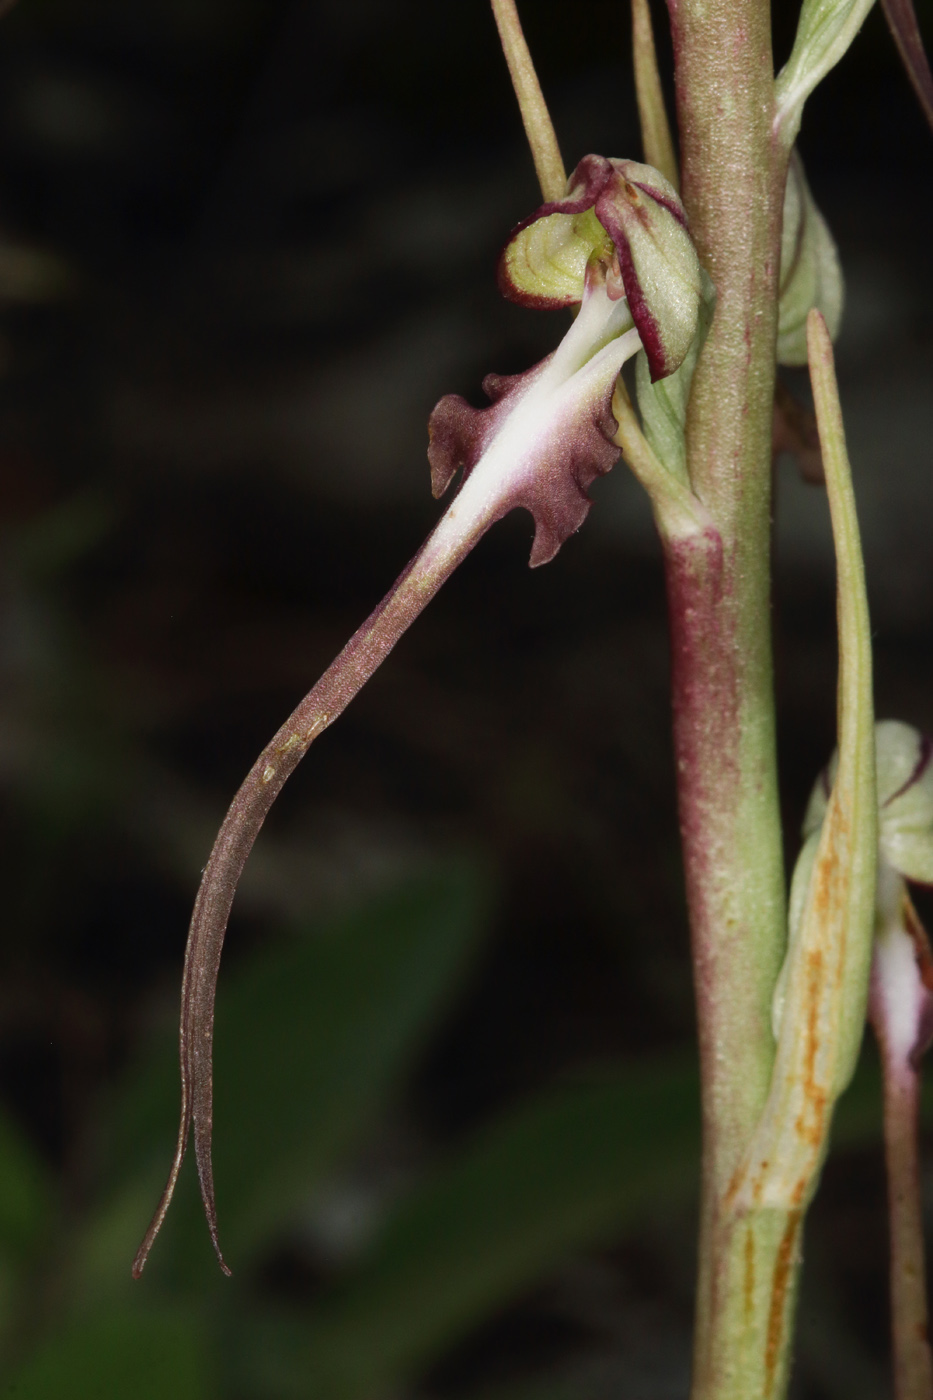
[489,0,566,200]
[631,0,679,188]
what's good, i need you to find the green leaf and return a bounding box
[634,271,714,482]
[775,0,877,145]
[232,1046,896,1400]
[242,1059,700,1399]
[6,1308,211,1400]
[0,1107,54,1263]
[108,866,492,1277]
[732,311,876,1215]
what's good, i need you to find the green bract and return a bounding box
[634,270,715,482]
[777,154,844,366]
[775,0,876,143]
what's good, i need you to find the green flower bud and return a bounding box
[804,719,933,885]
[498,155,701,382]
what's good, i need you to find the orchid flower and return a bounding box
[132,161,703,1278]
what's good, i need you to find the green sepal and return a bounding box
[778,154,844,366]
[634,269,715,483]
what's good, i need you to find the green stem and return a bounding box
[489,0,566,200]
[665,0,793,1391]
[631,0,680,188]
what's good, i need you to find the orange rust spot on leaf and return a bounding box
[764,1211,801,1396]
[794,947,828,1149]
[789,1174,809,1208]
[724,1163,744,1208]
[744,1226,755,1326]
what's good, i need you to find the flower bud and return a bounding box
[498,155,702,382]
[805,719,933,885]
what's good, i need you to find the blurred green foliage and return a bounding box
[0,864,904,1399]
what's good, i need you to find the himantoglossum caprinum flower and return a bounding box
[132,156,702,1277]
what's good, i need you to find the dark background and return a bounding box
[0,0,931,1396]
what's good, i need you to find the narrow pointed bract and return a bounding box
[774,0,877,144]
[733,310,876,1215]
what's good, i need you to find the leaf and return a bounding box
[0,1106,54,1263]
[774,0,876,144]
[117,1046,912,1399]
[0,1108,56,1357]
[733,311,876,1213]
[213,865,492,1256]
[239,1059,701,1399]
[126,868,491,1275]
[634,270,714,481]
[5,1308,211,1400]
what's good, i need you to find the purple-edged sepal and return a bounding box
[498,155,701,382]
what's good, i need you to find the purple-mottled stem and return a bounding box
[666,0,794,1388]
[870,889,933,1400]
